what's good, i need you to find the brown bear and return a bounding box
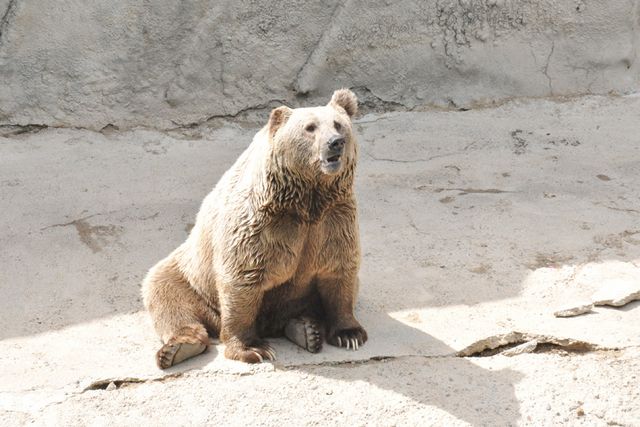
[141,89,367,368]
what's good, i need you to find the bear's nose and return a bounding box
[328,136,345,151]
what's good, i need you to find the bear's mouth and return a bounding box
[326,154,341,163]
[321,153,343,174]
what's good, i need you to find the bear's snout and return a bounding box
[328,136,345,152]
[320,135,346,174]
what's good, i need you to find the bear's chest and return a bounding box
[260,214,325,288]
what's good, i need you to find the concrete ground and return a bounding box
[1,95,639,426]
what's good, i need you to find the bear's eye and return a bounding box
[334,121,342,132]
[305,124,316,133]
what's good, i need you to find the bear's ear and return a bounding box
[329,88,358,118]
[268,105,293,138]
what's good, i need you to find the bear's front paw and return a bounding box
[327,326,368,351]
[224,339,276,363]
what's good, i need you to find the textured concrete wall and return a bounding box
[0,0,639,129]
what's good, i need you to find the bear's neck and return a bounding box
[257,162,355,223]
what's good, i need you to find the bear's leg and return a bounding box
[219,285,276,363]
[284,317,323,353]
[316,275,368,351]
[142,259,220,369]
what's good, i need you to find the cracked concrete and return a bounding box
[543,40,555,95]
[0,0,16,41]
[456,332,607,357]
[293,0,344,93]
[1,95,640,425]
[1,1,639,129]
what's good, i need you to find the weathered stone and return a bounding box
[571,261,640,307]
[554,304,594,318]
[593,284,640,307]
[501,340,538,357]
[1,1,639,129]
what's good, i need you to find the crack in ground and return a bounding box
[413,185,514,194]
[456,331,616,357]
[40,213,103,230]
[542,40,555,95]
[364,134,491,165]
[595,203,640,215]
[364,149,469,164]
[78,337,624,392]
[1,94,621,134]
[8,339,624,415]
[77,355,426,393]
[0,124,47,137]
[82,372,187,392]
[168,98,288,129]
[0,0,17,45]
[433,187,514,195]
[2,85,411,133]
[40,211,122,253]
[351,86,409,114]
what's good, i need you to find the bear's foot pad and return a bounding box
[156,325,209,369]
[156,341,206,369]
[284,317,322,353]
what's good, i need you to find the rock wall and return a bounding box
[1,0,639,129]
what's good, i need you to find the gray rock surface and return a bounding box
[1,1,639,129]
[1,95,640,425]
[553,303,593,318]
[592,273,640,307]
[500,340,538,357]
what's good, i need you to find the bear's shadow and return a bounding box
[166,310,522,425]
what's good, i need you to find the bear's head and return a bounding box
[267,89,358,178]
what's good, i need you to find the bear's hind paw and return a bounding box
[156,325,209,369]
[284,317,323,353]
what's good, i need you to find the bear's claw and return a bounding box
[329,326,367,351]
[260,344,276,361]
[225,340,276,363]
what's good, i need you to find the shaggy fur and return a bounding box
[142,89,367,368]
